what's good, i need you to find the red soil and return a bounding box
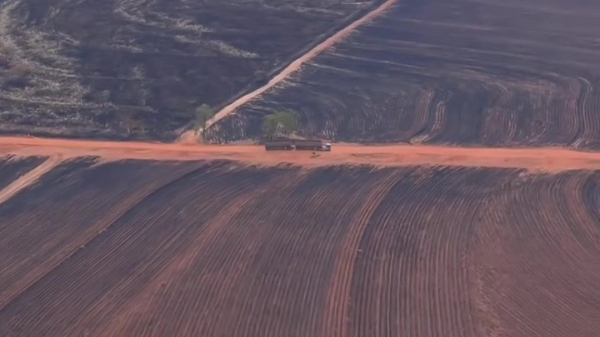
[0,136,599,172]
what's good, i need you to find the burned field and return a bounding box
[0,155,46,190]
[215,0,600,148]
[0,158,599,336]
[0,0,376,140]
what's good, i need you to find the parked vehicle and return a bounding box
[264,140,294,150]
[294,139,331,151]
[264,139,331,151]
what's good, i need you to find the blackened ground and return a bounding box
[0,155,46,189]
[0,0,376,140]
[212,0,600,149]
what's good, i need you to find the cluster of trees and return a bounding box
[122,102,300,139]
[122,113,143,135]
[262,110,298,137]
[194,104,298,139]
[121,103,219,138]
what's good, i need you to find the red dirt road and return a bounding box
[0,156,61,205]
[1,136,600,171]
[206,0,399,128]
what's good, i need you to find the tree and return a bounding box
[262,110,298,137]
[195,104,214,133]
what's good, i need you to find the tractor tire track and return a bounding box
[0,161,210,313]
[321,169,401,337]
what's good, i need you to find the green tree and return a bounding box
[262,111,298,137]
[195,104,215,132]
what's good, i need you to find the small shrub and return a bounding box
[122,113,143,135]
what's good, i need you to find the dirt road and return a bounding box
[206,0,399,128]
[1,136,600,172]
[0,155,61,205]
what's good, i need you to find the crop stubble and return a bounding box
[0,158,205,311]
[0,159,599,336]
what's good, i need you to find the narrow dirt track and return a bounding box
[0,155,61,205]
[1,136,600,172]
[206,0,399,128]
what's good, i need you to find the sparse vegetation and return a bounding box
[3,61,33,88]
[122,113,144,136]
[0,41,17,68]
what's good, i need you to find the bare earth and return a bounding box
[1,136,599,172]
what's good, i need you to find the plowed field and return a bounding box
[0,158,599,336]
[213,0,600,148]
[0,155,45,190]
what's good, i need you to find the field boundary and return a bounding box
[2,136,600,172]
[0,161,215,312]
[204,0,398,130]
[0,156,62,206]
